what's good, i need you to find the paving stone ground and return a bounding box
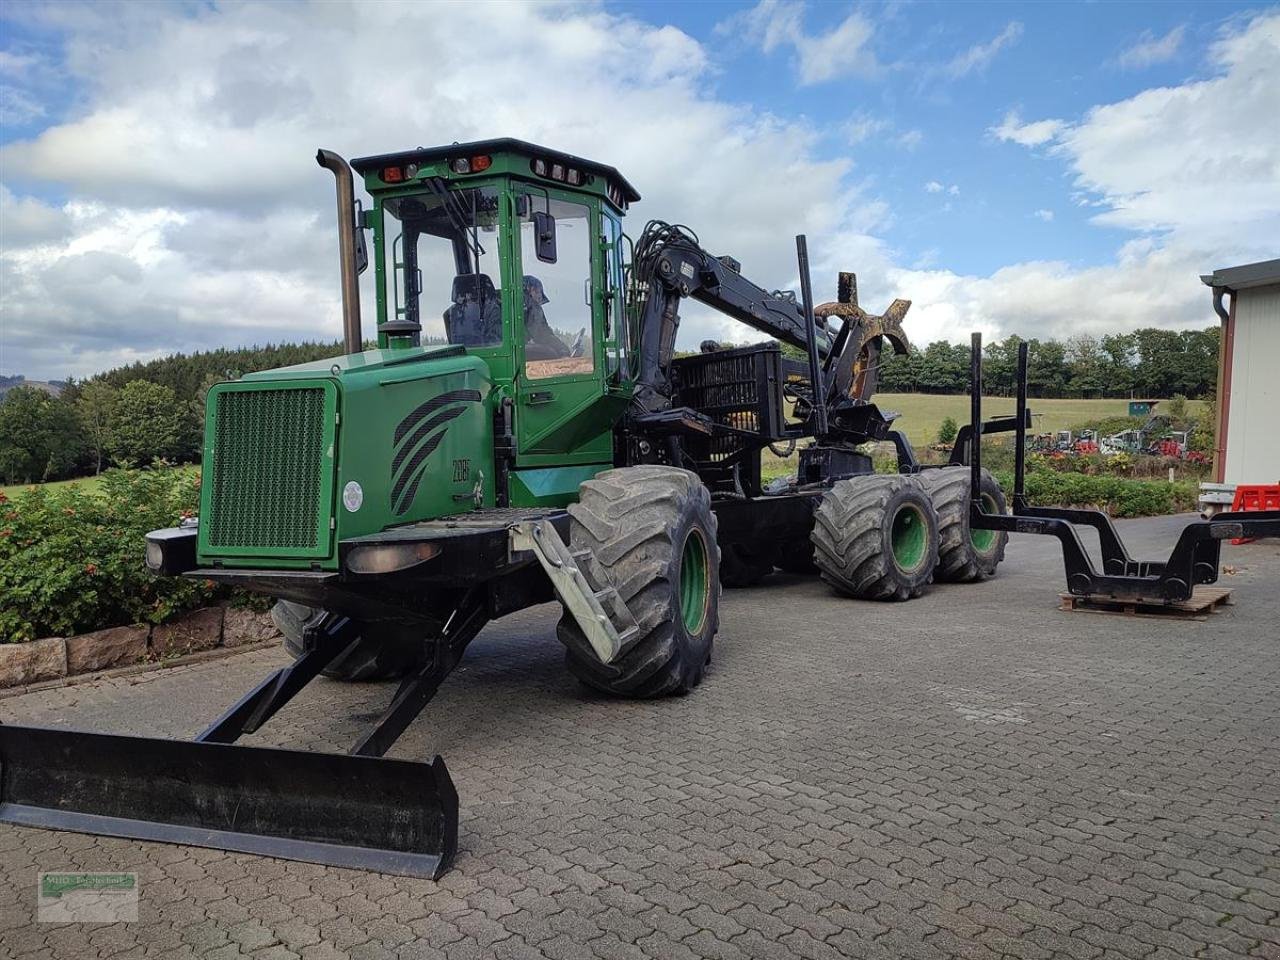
[2,514,1278,959]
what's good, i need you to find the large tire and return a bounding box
[917,466,1008,582]
[272,601,425,682]
[720,541,774,587]
[558,466,719,697]
[812,475,940,601]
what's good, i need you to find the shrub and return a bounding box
[937,416,958,445]
[991,468,1198,518]
[0,466,219,642]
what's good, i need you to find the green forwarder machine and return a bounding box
[16,138,1269,878]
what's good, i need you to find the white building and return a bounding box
[1200,259,1280,487]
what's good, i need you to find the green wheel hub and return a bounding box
[970,492,998,551]
[890,504,928,572]
[679,529,710,634]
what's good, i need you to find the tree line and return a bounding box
[1,326,1221,485]
[0,342,348,485]
[873,328,1220,398]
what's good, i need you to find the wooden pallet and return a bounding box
[1058,586,1234,621]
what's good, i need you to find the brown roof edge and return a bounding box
[1200,258,1280,292]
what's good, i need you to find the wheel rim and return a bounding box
[890,504,928,572]
[679,529,710,634]
[970,492,998,552]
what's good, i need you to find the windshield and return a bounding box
[382,184,503,347]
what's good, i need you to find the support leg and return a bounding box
[197,615,362,744]
[349,598,488,758]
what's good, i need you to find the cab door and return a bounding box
[513,190,615,465]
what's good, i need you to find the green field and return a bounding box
[1,466,199,499]
[871,393,1207,448]
[761,394,1207,480]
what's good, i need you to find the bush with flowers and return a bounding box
[0,467,221,642]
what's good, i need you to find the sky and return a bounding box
[0,0,1277,381]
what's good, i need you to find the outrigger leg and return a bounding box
[0,601,486,879]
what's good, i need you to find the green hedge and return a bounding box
[991,468,1198,518]
[0,468,219,642]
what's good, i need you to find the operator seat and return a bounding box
[443,273,502,346]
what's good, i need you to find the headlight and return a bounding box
[345,541,441,575]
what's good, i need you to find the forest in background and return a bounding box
[1,326,1220,485]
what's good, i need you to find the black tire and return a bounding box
[272,601,425,682]
[812,475,940,601]
[558,466,719,697]
[720,541,774,587]
[917,466,1008,582]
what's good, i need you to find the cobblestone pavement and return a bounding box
[2,515,1278,960]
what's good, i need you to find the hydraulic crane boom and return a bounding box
[628,221,911,419]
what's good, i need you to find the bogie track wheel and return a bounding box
[917,466,1008,582]
[812,475,940,600]
[558,466,720,697]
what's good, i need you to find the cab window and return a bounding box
[518,196,595,379]
[382,186,503,347]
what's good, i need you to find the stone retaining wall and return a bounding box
[0,606,280,688]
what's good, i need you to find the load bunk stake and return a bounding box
[966,332,1280,603]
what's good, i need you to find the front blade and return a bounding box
[0,724,458,879]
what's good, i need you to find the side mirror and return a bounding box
[353,200,369,275]
[534,211,557,264]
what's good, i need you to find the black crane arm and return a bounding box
[629,222,834,405]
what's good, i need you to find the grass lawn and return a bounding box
[1,465,199,499]
[872,393,1207,448]
[761,394,1207,480]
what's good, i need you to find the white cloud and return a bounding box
[0,0,887,377]
[0,185,70,245]
[924,180,944,193]
[1,3,1276,381]
[844,114,921,152]
[898,13,1279,348]
[720,0,879,85]
[1033,209,1054,222]
[989,110,1065,147]
[0,85,46,126]
[844,114,889,144]
[946,21,1023,78]
[1117,25,1185,70]
[896,129,924,150]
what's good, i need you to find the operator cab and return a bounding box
[351,140,640,392]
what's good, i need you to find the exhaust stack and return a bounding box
[316,149,363,354]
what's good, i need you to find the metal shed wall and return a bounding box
[1224,283,1280,485]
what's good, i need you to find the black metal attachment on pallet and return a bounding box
[966,331,1280,602]
[795,235,829,438]
[1013,341,1029,513]
[969,332,983,512]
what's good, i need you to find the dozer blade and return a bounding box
[0,724,458,879]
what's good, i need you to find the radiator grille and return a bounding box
[207,387,330,551]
